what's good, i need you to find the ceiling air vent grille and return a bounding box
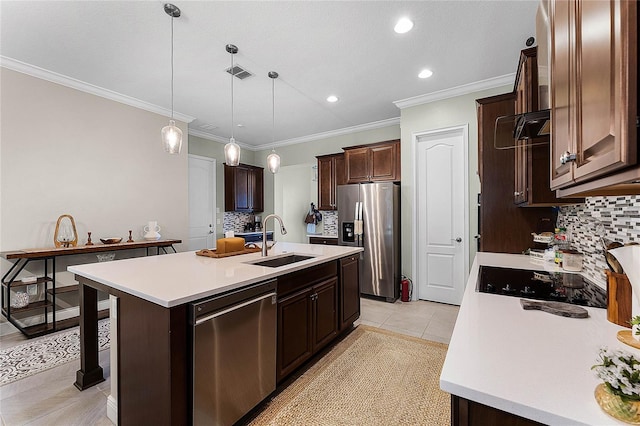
[225,64,253,80]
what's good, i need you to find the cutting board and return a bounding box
[520,299,589,318]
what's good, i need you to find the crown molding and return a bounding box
[257,117,401,151]
[393,73,515,110]
[1,56,195,123]
[189,117,400,152]
[187,129,254,150]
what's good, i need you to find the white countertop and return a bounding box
[440,252,627,425]
[68,242,362,308]
[307,234,338,238]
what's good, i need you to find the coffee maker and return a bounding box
[254,215,262,231]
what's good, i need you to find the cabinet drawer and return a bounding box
[277,261,337,298]
[309,236,338,246]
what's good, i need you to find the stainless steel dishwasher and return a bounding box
[191,280,277,426]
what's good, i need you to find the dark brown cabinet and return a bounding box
[549,0,639,196]
[277,287,313,381]
[477,93,555,253]
[311,278,338,351]
[224,163,264,212]
[512,47,582,206]
[276,278,338,382]
[276,261,339,382]
[317,153,345,210]
[344,140,400,183]
[275,256,358,383]
[339,254,360,332]
[452,395,544,426]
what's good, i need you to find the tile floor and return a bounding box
[0,298,459,425]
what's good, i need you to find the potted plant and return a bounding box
[592,347,640,423]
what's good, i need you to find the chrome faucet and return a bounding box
[262,214,287,256]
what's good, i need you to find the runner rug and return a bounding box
[248,325,451,426]
[0,319,110,386]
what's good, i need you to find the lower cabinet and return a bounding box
[339,254,360,331]
[276,256,359,383]
[452,395,544,426]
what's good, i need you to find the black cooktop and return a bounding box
[477,266,607,309]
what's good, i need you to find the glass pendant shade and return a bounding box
[267,150,280,174]
[224,137,241,166]
[162,120,183,154]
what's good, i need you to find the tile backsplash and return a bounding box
[557,195,639,287]
[223,212,253,233]
[321,211,338,236]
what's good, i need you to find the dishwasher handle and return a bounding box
[194,291,276,325]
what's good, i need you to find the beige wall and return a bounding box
[1,68,189,278]
[399,85,511,281]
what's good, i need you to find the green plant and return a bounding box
[593,348,640,401]
[630,316,640,336]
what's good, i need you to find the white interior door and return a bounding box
[189,155,216,250]
[414,126,468,305]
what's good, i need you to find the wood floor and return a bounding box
[0,298,458,425]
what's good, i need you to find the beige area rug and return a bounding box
[249,325,450,426]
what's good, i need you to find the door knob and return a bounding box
[453,237,462,243]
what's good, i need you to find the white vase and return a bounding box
[143,222,161,241]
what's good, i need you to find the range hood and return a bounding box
[513,109,550,140]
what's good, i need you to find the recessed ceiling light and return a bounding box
[236,124,244,127]
[326,95,339,103]
[394,17,414,34]
[418,69,433,79]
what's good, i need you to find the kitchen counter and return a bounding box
[70,242,363,424]
[440,252,627,425]
[68,242,362,308]
[306,234,338,238]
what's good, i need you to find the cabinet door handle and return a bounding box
[560,151,577,165]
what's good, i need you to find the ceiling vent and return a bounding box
[225,64,253,80]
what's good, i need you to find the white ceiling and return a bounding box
[0,1,539,149]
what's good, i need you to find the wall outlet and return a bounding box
[27,284,38,296]
[217,219,221,224]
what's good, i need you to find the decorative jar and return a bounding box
[595,383,640,424]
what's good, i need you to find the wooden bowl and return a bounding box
[100,238,122,244]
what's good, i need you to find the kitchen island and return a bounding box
[68,242,363,425]
[441,252,628,425]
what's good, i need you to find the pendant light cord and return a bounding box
[230,51,234,140]
[170,13,175,120]
[272,77,275,144]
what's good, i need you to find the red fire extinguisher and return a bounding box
[401,276,412,302]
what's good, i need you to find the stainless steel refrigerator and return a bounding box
[337,182,400,302]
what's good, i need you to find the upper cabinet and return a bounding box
[317,153,345,211]
[513,47,582,206]
[344,140,401,184]
[548,0,639,196]
[224,163,264,212]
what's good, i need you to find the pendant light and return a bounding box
[224,44,241,166]
[161,3,183,154]
[266,71,281,174]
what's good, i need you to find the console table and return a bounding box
[1,239,181,338]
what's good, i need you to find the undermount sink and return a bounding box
[248,254,315,268]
